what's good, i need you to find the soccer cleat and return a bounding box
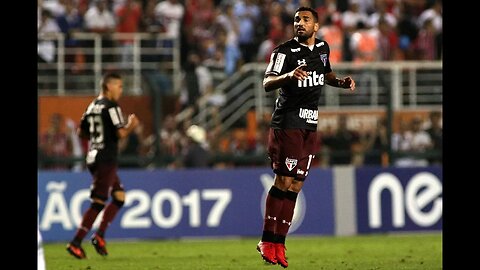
[256,241,277,265]
[91,233,108,256]
[275,243,288,268]
[66,242,87,259]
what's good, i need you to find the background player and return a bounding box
[66,72,140,259]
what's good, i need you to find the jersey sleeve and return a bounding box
[79,112,90,136]
[323,41,333,74]
[107,106,126,129]
[264,45,289,77]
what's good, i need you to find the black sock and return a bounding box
[97,230,105,238]
[261,230,276,243]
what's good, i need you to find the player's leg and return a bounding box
[97,189,125,239]
[274,129,318,268]
[66,163,112,259]
[66,196,105,259]
[258,173,294,264]
[90,164,122,256]
[258,128,298,264]
[92,180,125,256]
[274,179,304,268]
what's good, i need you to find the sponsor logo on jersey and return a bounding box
[297,71,324,88]
[297,59,306,66]
[299,108,318,124]
[273,53,286,73]
[297,168,305,175]
[285,157,298,171]
[320,53,328,66]
[291,47,301,52]
[316,42,325,47]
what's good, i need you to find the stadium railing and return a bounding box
[37,32,181,96]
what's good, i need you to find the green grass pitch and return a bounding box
[43,232,442,270]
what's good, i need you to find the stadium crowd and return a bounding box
[38,0,442,170]
[38,0,442,69]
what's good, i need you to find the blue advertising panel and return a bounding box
[355,166,442,233]
[38,168,334,242]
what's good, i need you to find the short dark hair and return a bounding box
[101,72,122,92]
[295,6,318,22]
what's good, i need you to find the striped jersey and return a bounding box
[265,37,332,130]
[80,97,126,164]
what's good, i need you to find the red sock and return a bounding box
[98,202,121,236]
[276,191,298,242]
[73,206,102,243]
[262,186,286,242]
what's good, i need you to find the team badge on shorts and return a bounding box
[285,157,298,171]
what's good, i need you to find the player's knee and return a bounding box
[289,180,304,193]
[112,190,125,201]
[274,175,294,191]
[112,198,124,208]
[91,201,105,212]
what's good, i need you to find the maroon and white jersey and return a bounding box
[80,97,126,164]
[265,37,332,130]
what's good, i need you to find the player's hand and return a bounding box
[128,114,140,128]
[342,76,355,91]
[289,64,308,81]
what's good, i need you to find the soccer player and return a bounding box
[66,72,140,259]
[257,6,355,268]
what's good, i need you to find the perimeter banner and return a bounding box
[38,168,335,242]
[354,166,442,233]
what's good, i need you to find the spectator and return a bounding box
[66,118,84,171]
[115,0,142,67]
[38,9,61,90]
[153,114,185,168]
[392,116,432,167]
[426,110,442,165]
[317,15,343,63]
[414,18,437,60]
[83,0,116,64]
[350,21,379,63]
[368,0,397,29]
[417,0,442,34]
[39,113,72,170]
[154,0,185,39]
[233,0,260,63]
[363,117,388,166]
[55,0,85,88]
[376,16,401,61]
[182,125,211,168]
[119,123,147,168]
[154,0,185,62]
[323,115,361,165]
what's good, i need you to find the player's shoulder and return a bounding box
[273,39,300,53]
[314,38,330,50]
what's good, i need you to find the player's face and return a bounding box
[293,11,318,41]
[107,79,123,101]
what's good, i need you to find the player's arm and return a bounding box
[77,116,90,139]
[117,113,140,139]
[77,127,89,139]
[264,64,308,92]
[325,71,356,91]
